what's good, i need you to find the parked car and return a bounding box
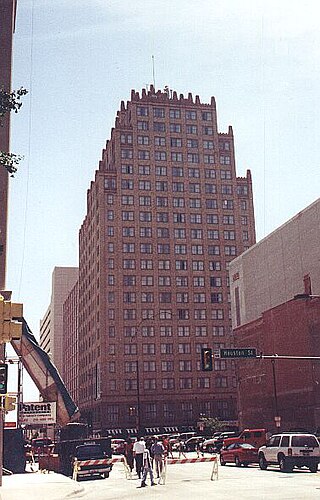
[201,432,239,453]
[258,433,320,473]
[220,442,258,467]
[111,438,126,455]
[184,436,205,452]
[178,432,197,443]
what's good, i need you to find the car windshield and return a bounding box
[291,436,319,448]
[76,445,104,459]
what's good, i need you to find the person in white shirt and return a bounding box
[140,448,156,487]
[133,437,146,478]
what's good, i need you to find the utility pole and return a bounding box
[0,0,17,486]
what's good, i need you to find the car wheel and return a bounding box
[259,453,268,470]
[235,456,241,467]
[220,455,226,466]
[309,464,318,473]
[279,455,293,473]
[103,472,109,479]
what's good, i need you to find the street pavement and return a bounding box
[1,453,319,499]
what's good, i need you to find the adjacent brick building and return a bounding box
[77,86,256,433]
[230,198,320,432]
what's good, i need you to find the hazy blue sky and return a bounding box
[7,0,320,345]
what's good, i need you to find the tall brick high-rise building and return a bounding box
[77,86,255,434]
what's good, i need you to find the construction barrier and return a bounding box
[108,456,133,479]
[72,458,112,481]
[160,455,218,485]
[94,454,218,484]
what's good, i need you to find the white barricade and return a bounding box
[160,455,218,485]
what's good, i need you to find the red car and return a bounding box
[220,442,258,467]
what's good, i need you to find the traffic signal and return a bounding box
[0,293,23,343]
[4,395,16,412]
[201,347,213,371]
[0,364,8,395]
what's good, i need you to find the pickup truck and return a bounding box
[72,443,112,481]
[223,429,266,450]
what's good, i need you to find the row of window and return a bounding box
[115,227,238,239]
[108,308,229,322]
[114,275,224,286]
[136,106,213,122]
[108,376,230,391]
[116,220,248,234]
[108,322,226,338]
[107,242,238,256]
[115,209,247,224]
[136,121,215,136]
[109,259,226,272]
[122,135,217,149]
[110,359,227,372]
[121,149,229,165]
[118,219,248,234]
[107,291,227,304]
[121,186,233,197]
[121,194,237,205]
[111,342,225,355]
[120,165,233,179]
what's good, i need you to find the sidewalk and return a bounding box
[0,471,84,500]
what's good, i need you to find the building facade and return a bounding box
[229,198,320,431]
[77,86,256,433]
[40,267,78,379]
[63,279,79,404]
[0,0,17,291]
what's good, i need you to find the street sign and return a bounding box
[220,348,257,359]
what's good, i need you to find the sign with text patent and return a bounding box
[220,348,257,359]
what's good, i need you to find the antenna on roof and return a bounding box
[152,55,156,88]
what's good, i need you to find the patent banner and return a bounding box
[19,401,57,425]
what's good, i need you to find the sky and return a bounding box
[5,0,320,396]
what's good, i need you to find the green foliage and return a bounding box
[0,152,23,177]
[199,417,226,434]
[0,87,27,176]
[0,87,28,122]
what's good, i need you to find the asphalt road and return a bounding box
[75,453,320,500]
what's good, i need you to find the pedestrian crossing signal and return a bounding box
[201,348,213,371]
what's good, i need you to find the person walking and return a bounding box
[140,447,156,487]
[133,437,146,478]
[124,437,134,472]
[151,439,165,478]
[196,440,204,458]
[178,440,187,459]
[162,436,174,458]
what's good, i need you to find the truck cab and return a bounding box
[72,443,112,481]
[223,429,266,450]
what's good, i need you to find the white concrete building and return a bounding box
[40,267,78,379]
[229,197,320,328]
